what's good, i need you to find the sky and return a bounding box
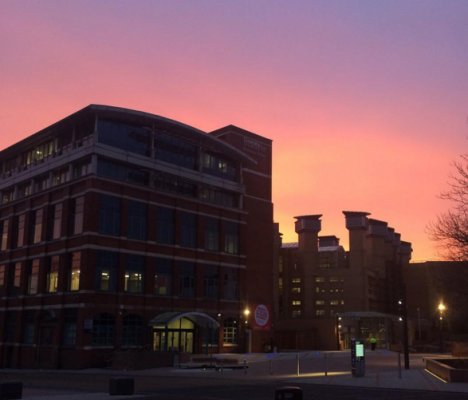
[1,0,467,261]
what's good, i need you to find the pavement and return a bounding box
[1,350,467,399]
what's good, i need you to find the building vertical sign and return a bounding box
[252,304,271,331]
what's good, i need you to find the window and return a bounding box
[316,300,325,305]
[292,287,301,293]
[10,262,21,296]
[203,265,219,299]
[316,310,325,316]
[127,201,147,240]
[203,153,236,181]
[2,188,14,204]
[68,252,81,291]
[1,219,8,251]
[52,168,68,186]
[18,182,31,199]
[292,310,301,317]
[34,175,49,193]
[315,277,325,283]
[97,159,149,186]
[341,300,345,305]
[30,209,43,244]
[315,287,320,293]
[279,278,283,295]
[0,265,4,296]
[13,214,26,248]
[27,259,39,295]
[224,268,238,300]
[63,309,78,345]
[200,187,236,208]
[99,120,150,156]
[292,300,301,306]
[22,311,35,344]
[179,262,195,298]
[319,262,331,269]
[71,197,84,235]
[155,258,172,296]
[330,300,339,306]
[154,131,197,169]
[279,256,283,273]
[125,254,144,293]
[223,318,238,344]
[153,174,197,198]
[74,160,91,178]
[330,277,340,283]
[180,212,197,248]
[92,313,115,346]
[205,218,220,252]
[47,256,59,293]
[207,328,219,345]
[156,207,174,244]
[49,203,63,240]
[5,312,16,343]
[96,251,118,292]
[122,314,143,346]
[292,278,301,284]
[224,221,239,254]
[98,195,121,236]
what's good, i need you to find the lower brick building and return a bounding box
[0,105,274,368]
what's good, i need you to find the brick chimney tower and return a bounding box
[343,211,370,271]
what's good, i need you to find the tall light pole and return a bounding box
[438,303,445,354]
[417,308,421,342]
[336,314,342,350]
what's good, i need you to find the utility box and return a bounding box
[351,339,365,377]
[0,381,23,400]
[275,386,303,400]
[109,377,134,396]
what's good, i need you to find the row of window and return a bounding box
[98,119,237,181]
[0,196,84,251]
[99,195,240,254]
[0,251,240,300]
[315,300,345,306]
[315,276,345,283]
[98,158,237,208]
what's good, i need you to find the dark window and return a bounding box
[200,187,236,208]
[179,262,195,298]
[207,328,219,345]
[92,313,115,346]
[125,254,144,294]
[156,207,174,244]
[180,212,197,248]
[13,214,26,248]
[99,195,121,236]
[68,252,81,291]
[73,160,91,179]
[98,120,150,156]
[46,255,59,293]
[224,268,239,301]
[5,312,17,343]
[0,264,4,296]
[154,131,197,169]
[203,153,236,181]
[63,309,78,345]
[30,209,43,244]
[153,174,197,198]
[224,222,239,254]
[223,318,238,344]
[27,259,39,295]
[49,203,63,240]
[1,219,8,251]
[155,258,172,296]
[127,201,147,240]
[97,159,149,186]
[22,311,35,344]
[96,251,118,292]
[205,218,220,252]
[10,262,21,296]
[71,196,84,235]
[52,168,68,186]
[122,314,143,346]
[203,265,219,299]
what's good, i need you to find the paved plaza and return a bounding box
[1,351,467,399]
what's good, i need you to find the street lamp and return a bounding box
[438,303,445,353]
[336,315,342,350]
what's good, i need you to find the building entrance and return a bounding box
[153,317,195,353]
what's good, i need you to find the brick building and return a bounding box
[274,212,413,351]
[0,105,274,369]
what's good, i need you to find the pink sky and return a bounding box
[1,0,467,261]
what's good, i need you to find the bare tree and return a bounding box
[427,154,468,261]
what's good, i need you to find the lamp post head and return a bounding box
[438,303,445,311]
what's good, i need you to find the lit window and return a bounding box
[316,310,325,316]
[292,300,301,306]
[292,278,301,283]
[292,310,301,317]
[316,300,325,305]
[330,300,339,306]
[292,287,301,293]
[315,277,325,283]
